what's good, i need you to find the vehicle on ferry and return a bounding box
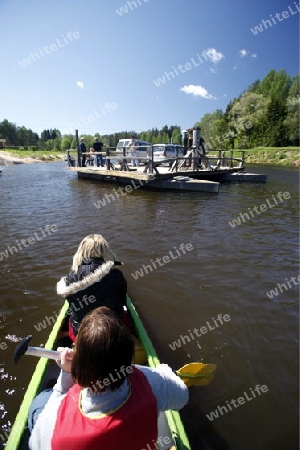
[153,144,184,162]
[116,139,151,157]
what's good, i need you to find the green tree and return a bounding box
[0,119,18,145]
[257,69,291,101]
[263,99,289,146]
[52,138,61,150]
[228,92,270,148]
[247,79,261,93]
[195,110,229,149]
[172,128,181,144]
[284,74,300,145]
[61,138,71,151]
[195,112,215,140]
[43,140,52,150]
[257,69,276,97]
[17,126,29,146]
[41,130,51,141]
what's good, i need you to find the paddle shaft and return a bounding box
[25,346,61,360]
[21,347,216,387]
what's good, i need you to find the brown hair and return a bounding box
[71,307,134,391]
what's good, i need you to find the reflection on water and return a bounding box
[0,162,299,449]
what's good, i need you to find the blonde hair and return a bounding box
[72,234,117,272]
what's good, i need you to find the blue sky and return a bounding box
[0,0,299,137]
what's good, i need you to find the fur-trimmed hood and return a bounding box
[57,260,115,297]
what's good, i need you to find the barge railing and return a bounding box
[66,147,245,174]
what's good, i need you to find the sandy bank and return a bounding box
[0,152,64,166]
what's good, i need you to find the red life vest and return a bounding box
[51,367,158,450]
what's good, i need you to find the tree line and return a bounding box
[0,122,183,151]
[0,70,298,151]
[196,70,299,149]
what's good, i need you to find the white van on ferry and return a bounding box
[116,139,151,157]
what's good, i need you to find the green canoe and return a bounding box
[6,296,191,450]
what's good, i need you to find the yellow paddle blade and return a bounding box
[180,372,215,387]
[176,362,217,378]
[176,363,217,387]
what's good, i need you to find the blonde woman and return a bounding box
[57,234,127,341]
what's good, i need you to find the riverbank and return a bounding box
[0,150,65,166]
[0,147,299,167]
[244,147,300,167]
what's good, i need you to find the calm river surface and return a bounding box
[0,161,299,450]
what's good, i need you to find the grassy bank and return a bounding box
[243,147,300,167]
[209,147,299,167]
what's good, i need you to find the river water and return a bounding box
[0,161,299,450]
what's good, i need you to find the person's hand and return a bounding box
[156,363,172,373]
[56,347,73,373]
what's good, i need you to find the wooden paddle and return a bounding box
[13,335,216,387]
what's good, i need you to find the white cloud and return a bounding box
[209,67,218,74]
[239,49,248,58]
[203,48,225,64]
[238,50,257,59]
[77,81,84,89]
[180,84,216,99]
